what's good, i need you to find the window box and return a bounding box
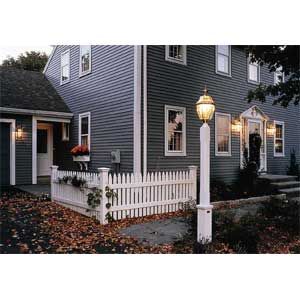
[72,155,90,162]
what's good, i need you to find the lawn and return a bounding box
[1,189,299,254]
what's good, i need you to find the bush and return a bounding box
[287,149,300,180]
[210,179,235,201]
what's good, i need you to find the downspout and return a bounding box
[143,45,148,174]
[133,45,142,173]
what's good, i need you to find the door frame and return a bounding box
[0,118,16,185]
[37,122,53,177]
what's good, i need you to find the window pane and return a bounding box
[81,46,90,73]
[168,45,183,60]
[275,139,283,153]
[81,117,89,135]
[167,109,184,152]
[218,45,229,56]
[217,135,229,152]
[62,65,69,81]
[217,55,229,73]
[81,135,88,146]
[61,52,69,66]
[217,115,229,135]
[249,63,258,82]
[275,124,282,139]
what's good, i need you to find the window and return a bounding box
[60,49,70,84]
[165,46,187,65]
[79,112,91,150]
[274,66,285,85]
[79,45,91,76]
[62,123,70,141]
[165,105,186,156]
[274,121,285,157]
[215,113,231,156]
[216,45,231,76]
[248,57,260,84]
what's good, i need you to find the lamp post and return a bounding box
[195,87,215,244]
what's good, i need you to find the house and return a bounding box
[0,67,73,186]
[43,45,299,184]
[1,46,298,188]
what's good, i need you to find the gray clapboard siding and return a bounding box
[45,45,135,173]
[146,45,300,182]
[0,113,32,185]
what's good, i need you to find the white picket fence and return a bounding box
[51,165,197,224]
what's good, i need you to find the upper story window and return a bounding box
[215,113,231,156]
[79,112,91,150]
[165,105,186,156]
[216,45,231,76]
[60,49,70,85]
[274,66,285,85]
[248,57,260,84]
[165,45,187,65]
[274,121,285,157]
[79,45,92,76]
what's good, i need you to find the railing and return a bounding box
[51,166,197,224]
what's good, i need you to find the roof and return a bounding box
[0,67,71,114]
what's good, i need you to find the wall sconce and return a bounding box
[267,121,275,136]
[15,126,23,140]
[231,117,242,133]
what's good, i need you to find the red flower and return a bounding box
[71,145,90,156]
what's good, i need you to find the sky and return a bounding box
[0,46,53,63]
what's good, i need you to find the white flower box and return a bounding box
[73,155,90,162]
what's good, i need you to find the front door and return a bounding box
[246,119,266,172]
[37,123,53,176]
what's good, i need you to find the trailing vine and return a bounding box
[57,175,87,190]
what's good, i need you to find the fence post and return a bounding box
[50,165,58,200]
[188,166,197,201]
[98,167,110,224]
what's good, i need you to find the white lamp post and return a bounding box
[195,87,215,244]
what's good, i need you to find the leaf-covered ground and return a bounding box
[1,189,299,254]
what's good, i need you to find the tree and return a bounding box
[1,51,49,72]
[245,46,299,107]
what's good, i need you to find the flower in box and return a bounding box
[70,145,90,156]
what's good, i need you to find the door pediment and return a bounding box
[240,105,269,121]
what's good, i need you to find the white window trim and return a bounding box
[78,112,91,150]
[215,45,232,77]
[274,68,285,85]
[215,112,232,157]
[0,118,16,185]
[247,57,260,85]
[274,120,285,157]
[62,123,70,141]
[60,49,70,85]
[164,105,186,157]
[165,46,187,65]
[79,45,92,77]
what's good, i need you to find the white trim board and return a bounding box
[0,118,16,185]
[143,45,148,174]
[0,107,73,118]
[43,46,57,74]
[133,45,142,173]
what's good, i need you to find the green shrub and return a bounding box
[287,149,300,180]
[210,179,235,201]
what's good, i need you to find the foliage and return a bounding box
[71,176,87,189]
[1,51,49,72]
[245,45,299,107]
[260,197,300,235]
[70,145,90,156]
[210,179,235,201]
[287,149,300,180]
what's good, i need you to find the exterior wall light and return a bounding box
[232,117,242,133]
[195,87,215,244]
[267,121,275,137]
[15,126,23,140]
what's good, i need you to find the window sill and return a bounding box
[216,70,232,78]
[60,80,70,86]
[215,152,231,157]
[274,154,285,158]
[79,70,92,78]
[247,79,260,85]
[165,57,187,65]
[165,152,187,157]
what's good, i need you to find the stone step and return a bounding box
[259,174,298,183]
[278,187,300,198]
[271,181,300,189]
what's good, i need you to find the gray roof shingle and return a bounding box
[0,67,71,113]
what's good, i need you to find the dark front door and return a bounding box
[0,123,10,186]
